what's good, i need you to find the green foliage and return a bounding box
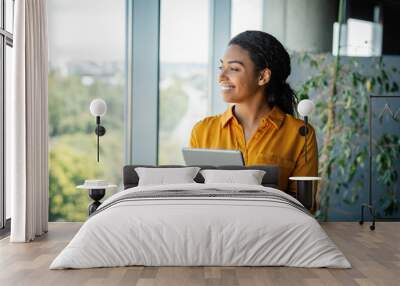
[49,140,101,221]
[48,71,124,137]
[158,136,184,164]
[48,71,93,136]
[293,53,400,219]
[48,68,190,221]
[48,70,124,221]
[159,77,189,133]
[376,134,400,215]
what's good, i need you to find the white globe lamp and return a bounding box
[297,99,315,162]
[89,99,107,162]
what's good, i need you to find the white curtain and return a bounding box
[8,0,49,242]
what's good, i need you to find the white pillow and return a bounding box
[200,169,266,185]
[135,167,201,186]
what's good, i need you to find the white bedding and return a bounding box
[50,183,351,269]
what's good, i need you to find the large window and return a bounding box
[158,0,210,164]
[1,0,14,230]
[47,0,125,221]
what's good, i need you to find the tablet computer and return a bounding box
[182,147,244,166]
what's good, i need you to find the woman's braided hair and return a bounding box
[229,31,298,115]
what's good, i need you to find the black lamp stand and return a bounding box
[88,189,106,215]
[298,115,309,162]
[95,116,106,162]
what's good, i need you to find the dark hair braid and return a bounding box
[229,31,298,115]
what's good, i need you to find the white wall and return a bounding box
[264,0,337,53]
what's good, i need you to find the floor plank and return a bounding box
[0,222,399,286]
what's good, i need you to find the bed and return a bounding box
[49,165,351,269]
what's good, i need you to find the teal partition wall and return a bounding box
[125,0,160,165]
[209,0,231,115]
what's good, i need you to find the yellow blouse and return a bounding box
[189,105,318,194]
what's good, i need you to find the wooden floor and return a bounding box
[0,222,399,286]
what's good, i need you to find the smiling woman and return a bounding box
[189,31,318,196]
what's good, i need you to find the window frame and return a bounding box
[0,0,14,232]
[125,0,232,165]
[125,0,160,165]
[209,0,231,115]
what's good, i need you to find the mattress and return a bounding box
[50,183,351,269]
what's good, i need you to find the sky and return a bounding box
[48,0,262,65]
[48,0,209,65]
[48,0,125,64]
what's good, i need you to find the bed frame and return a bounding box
[123,165,280,190]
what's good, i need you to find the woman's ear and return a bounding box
[258,68,271,86]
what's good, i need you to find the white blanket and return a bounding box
[50,183,351,269]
